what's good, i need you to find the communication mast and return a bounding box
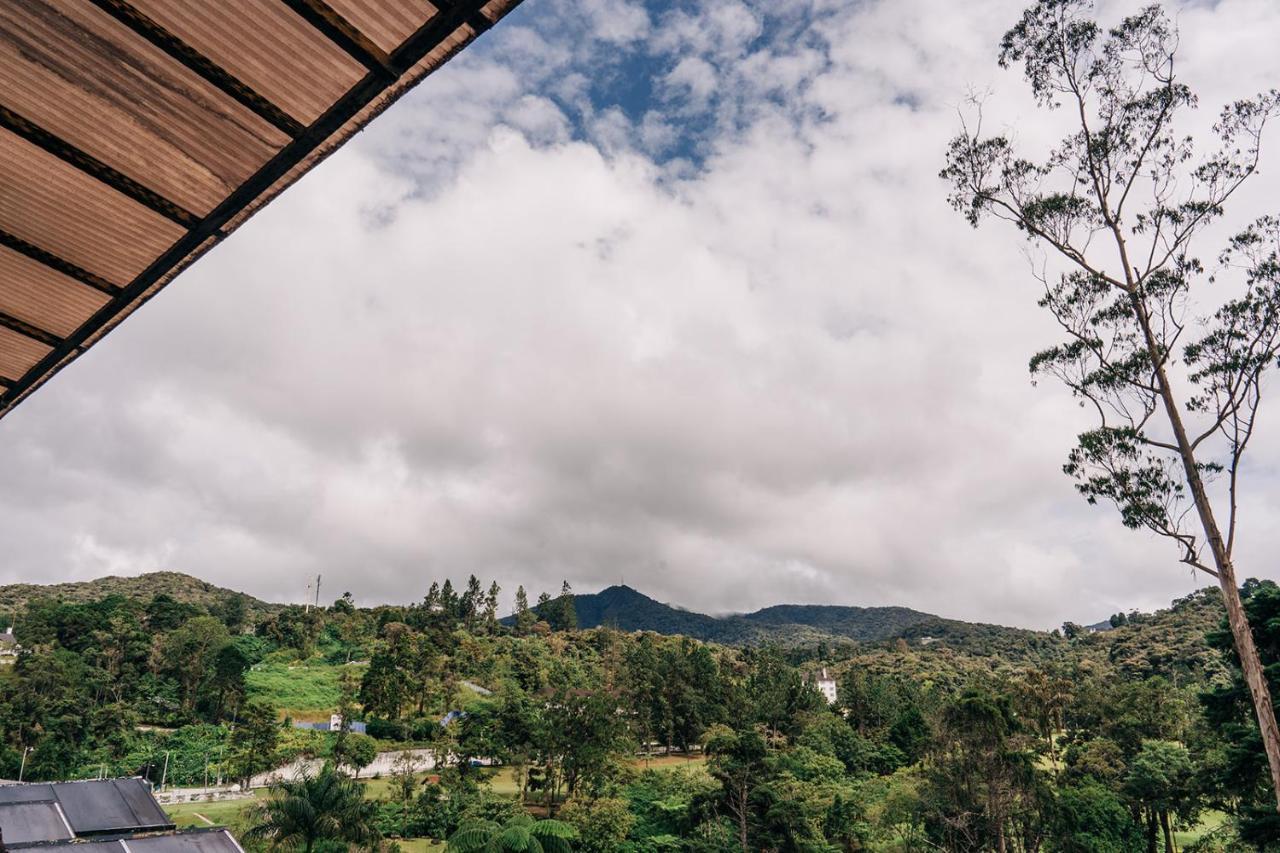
[304,574,322,612]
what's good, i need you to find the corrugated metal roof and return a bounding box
[0,0,524,420]
[0,801,75,845]
[0,780,172,838]
[7,842,122,853]
[122,829,244,853]
[323,0,439,52]
[55,780,171,836]
[6,829,243,853]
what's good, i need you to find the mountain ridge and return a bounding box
[0,571,1054,651]
[550,583,1055,651]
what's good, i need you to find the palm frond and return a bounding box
[529,820,577,841]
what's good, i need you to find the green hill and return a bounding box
[561,585,1053,653]
[568,584,735,637]
[1071,587,1231,685]
[741,602,944,639]
[0,571,281,623]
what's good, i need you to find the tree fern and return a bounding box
[447,816,576,853]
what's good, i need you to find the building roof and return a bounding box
[0,801,75,845]
[0,779,173,838]
[5,828,244,853]
[0,0,522,420]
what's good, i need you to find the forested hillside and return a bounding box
[0,571,1275,851]
[0,571,279,623]
[0,572,1061,655]
[547,584,1056,655]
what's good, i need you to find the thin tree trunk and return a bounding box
[1223,559,1280,765]
[1071,93,1280,807]
[1160,809,1175,853]
[1128,293,1280,811]
[1146,809,1158,853]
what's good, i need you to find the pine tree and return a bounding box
[560,581,577,631]
[440,579,458,621]
[463,575,483,630]
[515,586,535,636]
[485,581,500,634]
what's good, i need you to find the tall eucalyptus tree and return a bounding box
[942,0,1280,807]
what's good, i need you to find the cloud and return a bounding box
[1,0,1278,627]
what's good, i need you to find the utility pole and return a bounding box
[18,746,30,782]
[217,727,230,787]
[314,574,321,610]
[160,750,170,791]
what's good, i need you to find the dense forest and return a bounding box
[0,572,1277,852]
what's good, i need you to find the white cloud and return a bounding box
[1,0,1278,627]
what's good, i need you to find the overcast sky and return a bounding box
[2,0,1279,629]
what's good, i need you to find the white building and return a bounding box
[813,668,838,704]
[0,623,19,664]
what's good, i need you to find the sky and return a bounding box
[2,0,1279,629]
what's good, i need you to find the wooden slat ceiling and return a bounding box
[0,0,521,419]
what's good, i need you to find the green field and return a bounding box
[245,659,366,718]
[632,753,707,771]
[1175,810,1228,847]
[394,841,445,853]
[164,796,258,830]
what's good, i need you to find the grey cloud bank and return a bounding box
[1,0,1278,629]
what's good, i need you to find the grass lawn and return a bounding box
[1176,809,1228,846]
[358,772,441,799]
[633,754,707,771]
[485,767,522,798]
[483,753,708,802]
[394,840,446,853]
[359,775,398,799]
[246,659,366,718]
[164,796,258,829]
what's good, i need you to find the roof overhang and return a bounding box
[0,0,522,420]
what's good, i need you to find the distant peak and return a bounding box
[595,583,644,595]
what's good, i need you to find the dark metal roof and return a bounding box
[0,801,75,845]
[53,780,171,836]
[122,829,244,853]
[0,780,172,838]
[6,829,244,853]
[6,842,123,853]
[0,787,62,804]
[0,0,523,420]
